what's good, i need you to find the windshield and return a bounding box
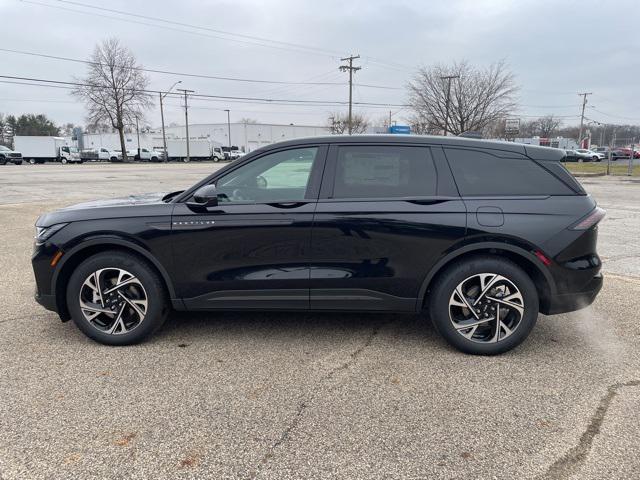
[0,145,10,151]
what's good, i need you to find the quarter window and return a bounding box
[332,146,436,199]
[445,148,573,196]
[215,147,319,203]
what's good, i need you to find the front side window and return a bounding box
[214,147,319,203]
[445,148,573,196]
[332,145,436,199]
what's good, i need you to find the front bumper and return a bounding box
[35,292,57,313]
[544,272,603,315]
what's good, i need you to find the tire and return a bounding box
[0,158,6,166]
[110,157,117,162]
[13,160,22,165]
[66,251,169,345]
[29,158,36,165]
[182,157,190,163]
[61,158,68,165]
[213,156,220,163]
[151,156,158,162]
[428,256,539,355]
[593,156,599,162]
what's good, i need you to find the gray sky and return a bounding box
[1,0,639,129]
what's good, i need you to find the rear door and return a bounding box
[309,143,467,311]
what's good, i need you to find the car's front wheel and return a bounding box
[428,256,539,355]
[66,251,168,345]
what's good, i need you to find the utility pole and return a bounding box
[177,88,194,162]
[440,75,460,136]
[135,116,140,160]
[577,92,592,148]
[160,81,181,162]
[339,54,361,135]
[224,109,231,148]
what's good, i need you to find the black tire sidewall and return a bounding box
[66,251,167,345]
[429,256,539,355]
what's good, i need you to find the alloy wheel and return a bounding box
[448,273,524,343]
[78,268,148,335]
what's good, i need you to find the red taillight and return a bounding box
[571,207,606,230]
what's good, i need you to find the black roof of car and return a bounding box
[264,134,566,161]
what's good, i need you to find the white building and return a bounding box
[80,122,331,153]
[164,122,330,152]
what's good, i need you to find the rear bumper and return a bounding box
[543,272,603,315]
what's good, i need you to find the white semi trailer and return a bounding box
[14,136,82,164]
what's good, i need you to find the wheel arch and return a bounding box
[52,237,177,321]
[417,242,556,314]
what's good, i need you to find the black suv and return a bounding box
[32,135,604,354]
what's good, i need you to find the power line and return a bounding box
[20,0,413,71]
[0,74,408,108]
[0,47,401,90]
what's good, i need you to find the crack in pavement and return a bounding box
[540,379,640,480]
[245,321,386,480]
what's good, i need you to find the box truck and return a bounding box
[166,139,212,162]
[14,136,82,164]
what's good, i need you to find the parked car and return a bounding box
[610,150,631,160]
[32,135,604,355]
[615,148,640,159]
[80,147,122,162]
[563,150,592,162]
[0,145,23,165]
[575,149,605,162]
[134,148,162,162]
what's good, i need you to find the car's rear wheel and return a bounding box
[428,256,539,355]
[66,251,168,345]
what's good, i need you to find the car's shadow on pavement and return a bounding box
[153,309,442,347]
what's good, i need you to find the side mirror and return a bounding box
[188,184,218,210]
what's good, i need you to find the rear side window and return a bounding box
[445,148,574,196]
[333,146,436,199]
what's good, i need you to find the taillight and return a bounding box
[570,207,606,230]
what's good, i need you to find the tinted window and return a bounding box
[215,147,318,203]
[333,146,436,199]
[445,148,573,196]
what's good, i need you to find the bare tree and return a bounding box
[407,60,518,136]
[327,112,369,134]
[533,115,562,138]
[72,38,152,161]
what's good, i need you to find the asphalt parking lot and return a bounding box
[1,163,639,480]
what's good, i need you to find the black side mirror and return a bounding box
[187,184,218,210]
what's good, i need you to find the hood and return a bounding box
[59,192,168,210]
[36,192,172,227]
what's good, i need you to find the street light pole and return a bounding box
[224,109,231,148]
[160,80,181,162]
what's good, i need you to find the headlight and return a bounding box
[35,223,68,243]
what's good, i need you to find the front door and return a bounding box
[171,145,326,310]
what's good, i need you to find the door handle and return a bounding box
[267,202,308,209]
